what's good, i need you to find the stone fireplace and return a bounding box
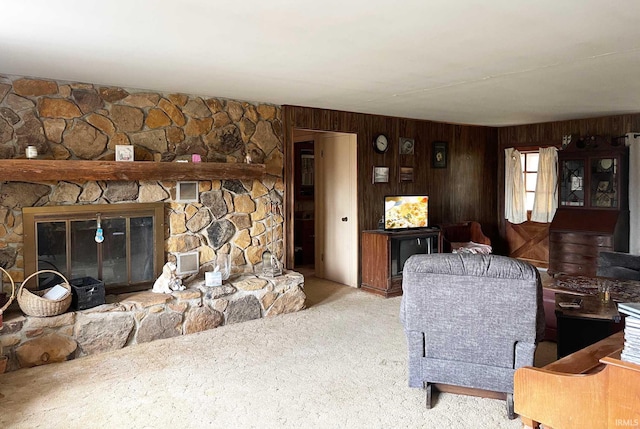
[0,74,286,284]
[0,74,305,374]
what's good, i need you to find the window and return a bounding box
[23,203,164,294]
[520,151,539,211]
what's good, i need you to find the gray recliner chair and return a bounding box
[400,253,545,419]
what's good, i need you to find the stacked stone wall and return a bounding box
[0,74,285,283]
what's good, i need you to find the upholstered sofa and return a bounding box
[400,253,544,419]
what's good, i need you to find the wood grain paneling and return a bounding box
[283,105,499,277]
[497,113,640,265]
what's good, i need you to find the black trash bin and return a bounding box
[70,277,106,310]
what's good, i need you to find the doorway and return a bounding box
[292,129,358,287]
[293,137,315,271]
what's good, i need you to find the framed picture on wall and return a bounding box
[399,167,414,182]
[432,141,447,168]
[372,166,390,184]
[399,137,415,155]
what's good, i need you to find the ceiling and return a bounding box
[2,1,640,127]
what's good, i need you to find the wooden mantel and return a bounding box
[0,160,266,182]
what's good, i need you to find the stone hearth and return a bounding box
[0,271,305,373]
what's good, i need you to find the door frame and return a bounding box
[285,127,359,281]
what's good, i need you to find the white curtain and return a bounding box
[531,147,558,223]
[505,148,527,224]
[627,132,640,254]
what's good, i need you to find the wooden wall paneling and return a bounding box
[425,121,449,227]
[454,125,468,220]
[449,125,469,221]
[485,127,501,239]
[422,110,496,228]
[471,126,498,235]
[398,118,416,197]
[470,126,496,238]
[426,126,444,225]
[283,105,499,283]
[465,126,484,221]
[412,123,427,197]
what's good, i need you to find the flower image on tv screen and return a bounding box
[384,195,428,230]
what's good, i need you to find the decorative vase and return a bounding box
[214,254,230,281]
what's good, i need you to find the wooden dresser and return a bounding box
[548,135,629,276]
[549,210,627,276]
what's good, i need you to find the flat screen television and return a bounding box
[384,195,429,230]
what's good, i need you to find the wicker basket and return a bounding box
[17,270,72,317]
[0,267,16,315]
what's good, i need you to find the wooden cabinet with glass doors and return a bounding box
[549,135,629,277]
[559,154,621,209]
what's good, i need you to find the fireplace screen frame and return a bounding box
[23,202,165,294]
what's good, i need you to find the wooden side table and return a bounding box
[555,293,621,358]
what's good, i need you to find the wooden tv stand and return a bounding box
[360,229,442,297]
[514,331,640,428]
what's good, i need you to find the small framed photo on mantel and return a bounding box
[115,145,134,162]
[432,141,447,168]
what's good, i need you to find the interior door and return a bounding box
[316,132,358,287]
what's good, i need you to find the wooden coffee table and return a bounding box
[555,293,621,358]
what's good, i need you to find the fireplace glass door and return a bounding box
[24,203,164,293]
[35,216,155,290]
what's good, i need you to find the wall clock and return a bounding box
[373,134,389,154]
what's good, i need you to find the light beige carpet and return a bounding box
[0,276,554,429]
